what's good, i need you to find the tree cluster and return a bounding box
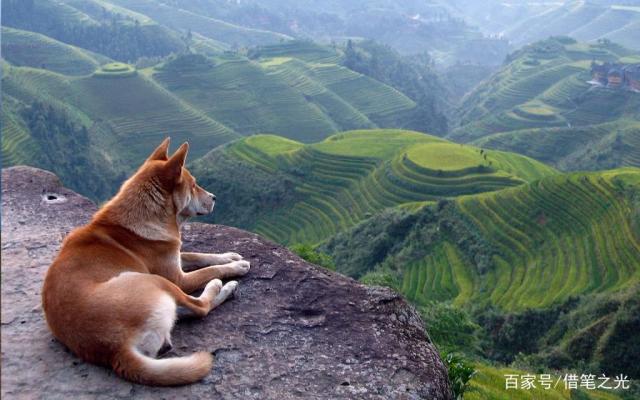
[3,0,183,62]
[343,40,449,135]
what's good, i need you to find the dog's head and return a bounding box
[143,138,215,219]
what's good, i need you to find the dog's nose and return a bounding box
[209,193,216,201]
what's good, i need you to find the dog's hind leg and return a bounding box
[177,260,250,293]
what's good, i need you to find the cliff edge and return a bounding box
[1,166,451,399]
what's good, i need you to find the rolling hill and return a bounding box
[2,37,441,199]
[2,0,186,62]
[505,1,640,51]
[442,0,640,52]
[1,27,107,75]
[100,0,290,48]
[325,167,640,310]
[97,0,508,66]
[323,166,640,380]
[1,62,238,166]
[451,37,640,171]
[191,129,556,245]
[150,47,417,142]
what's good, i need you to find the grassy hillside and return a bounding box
[505,1,640,51]
[149,44,425,142]
[2,0,185,62]
[103,0,290,48]
[1,91,122,199]
[326,168,640,310]
[323,167,640,382]
[451,37,640,171]
[1,62,238,168]
[1,27,106,75]
[1,95,40,167]
[153,53,361,142]
[191,129,556,245]
[1,35,446,199]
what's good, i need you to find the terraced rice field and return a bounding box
[209,130,556,245]
[402,242,473,306]
[454,38,640,170]
[1,99,38,167]
[1,63,238,165]
[1,27,101,76]
[408,169,640,310]
[251,40,342,64]
[106,0,289,47]
[152,52,416,143]
[622,124,640,166]
[93,62,136,78]
[153,56,341,142]
[506,1,640,51]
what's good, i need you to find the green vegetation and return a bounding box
[322,167,640,391]
[93,62,137,78]
[2,37,432,196]
[2,0,185,62]
[1,100,120,199]
[192,130,556,246]
[289,244,336,271]
[151,48,415,143]
[1,27,102,75]
[341,40,449,135]
[1,61,238,196]
[503,2,640,51]
[105,0,289,48]
[1,22,453,200]
[420,302,480,354]
[327,168,640,311]
[444,353,476,400]
[452,37,640,171]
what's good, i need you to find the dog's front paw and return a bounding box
[231,260,250,276]
[221,280,238,297]
[204,278,223,296]
[212,281,238,307]
[218,252,243,264]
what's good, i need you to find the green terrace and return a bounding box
[401,169,640,311]
[193,130,556,246]
[453,38,640,170]
[151,52,415,143]
[1,27,102,76]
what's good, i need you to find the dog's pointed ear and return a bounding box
[166,142,189,177]
[147,137,171,161]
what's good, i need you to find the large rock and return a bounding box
[1,166,452,399]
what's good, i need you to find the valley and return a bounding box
[192,130,555,245]
[453,37,640,171]
[1,1,639,398]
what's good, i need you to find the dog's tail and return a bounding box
[113,347,213,386]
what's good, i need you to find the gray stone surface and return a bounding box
[1,166,452,399]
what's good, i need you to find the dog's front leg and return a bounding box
[180,252,243,270]
[178,260,250,293]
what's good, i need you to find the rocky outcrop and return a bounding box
[1,166,452,399]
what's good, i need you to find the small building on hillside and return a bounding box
[608,67,623,87]
[590,61,610,84]
[624,64,640,92]
[590,61,640,91]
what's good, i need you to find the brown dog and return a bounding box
[42,138,250,386]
